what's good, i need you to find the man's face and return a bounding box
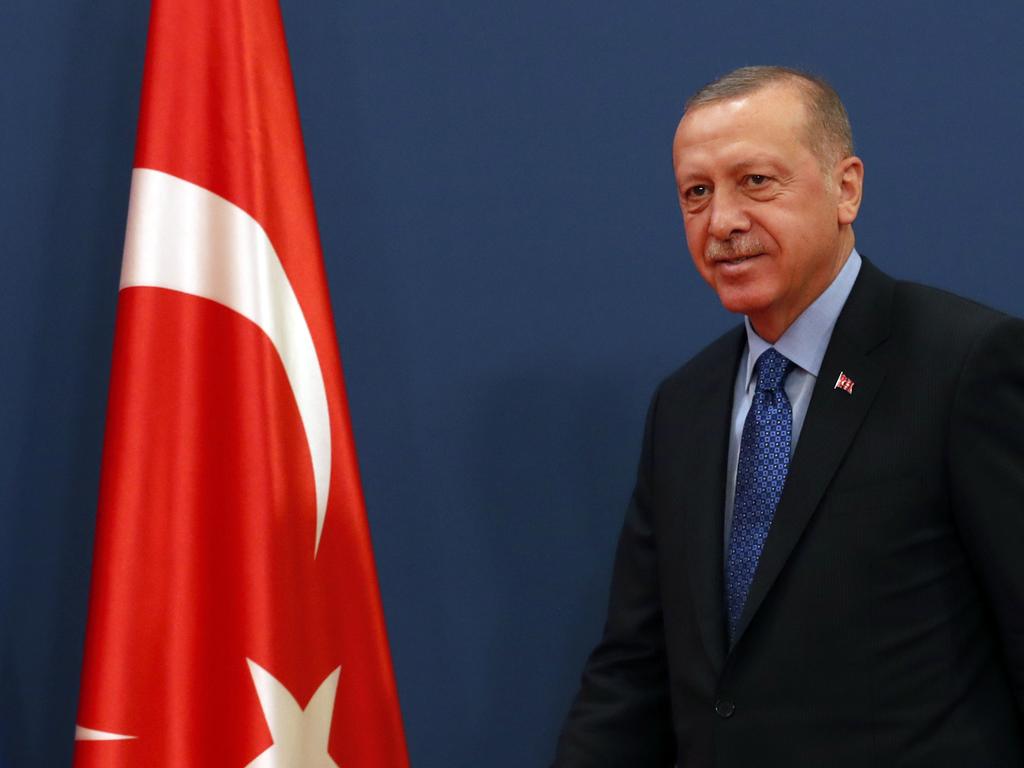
[672,84,858,341]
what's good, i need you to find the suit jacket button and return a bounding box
[715,698,735,718]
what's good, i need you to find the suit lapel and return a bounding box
[677,327,745,673]
[730,259,895,649]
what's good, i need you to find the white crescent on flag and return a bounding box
[119,168,332,557]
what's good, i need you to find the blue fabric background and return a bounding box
[2,1,1023,765]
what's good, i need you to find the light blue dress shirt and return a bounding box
[723,249,862,551]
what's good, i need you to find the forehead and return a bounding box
[673,85,812,174]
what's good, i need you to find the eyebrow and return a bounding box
[731,157,787,174]
[676,156,788,183]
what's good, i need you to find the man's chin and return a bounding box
[715,289,772,319]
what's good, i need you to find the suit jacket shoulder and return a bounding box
[889,275,1017,360]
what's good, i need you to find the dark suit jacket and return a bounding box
[554,259,1024,767]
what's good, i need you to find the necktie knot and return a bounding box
[755,348,792,392]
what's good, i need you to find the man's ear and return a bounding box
[835,156,864,225]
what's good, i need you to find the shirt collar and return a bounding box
[743,248,862,390]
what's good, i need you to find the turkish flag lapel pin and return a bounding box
[834,371,855,394]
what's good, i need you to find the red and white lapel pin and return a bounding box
[834,371,855,394]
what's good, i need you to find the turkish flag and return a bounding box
[74,1,409,765]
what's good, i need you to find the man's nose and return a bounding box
[707,190,751,241]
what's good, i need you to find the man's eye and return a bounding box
[747,174,769,186]
[687,185,709,198]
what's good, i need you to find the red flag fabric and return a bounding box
[74,1,409,765]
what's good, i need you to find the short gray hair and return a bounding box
[685,66,854,169]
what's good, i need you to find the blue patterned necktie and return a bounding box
[725,347,794,642]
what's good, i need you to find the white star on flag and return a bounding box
[246,659,342,768]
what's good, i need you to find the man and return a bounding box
[553,66,1024,767]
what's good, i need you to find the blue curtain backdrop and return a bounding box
[2,0,1023,765]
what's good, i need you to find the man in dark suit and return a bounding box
[553,66,1024,767]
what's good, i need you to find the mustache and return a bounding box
[705,236,768,262]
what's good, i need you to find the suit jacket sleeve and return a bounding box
[948,314,1024,720]
[552,386,676,767]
